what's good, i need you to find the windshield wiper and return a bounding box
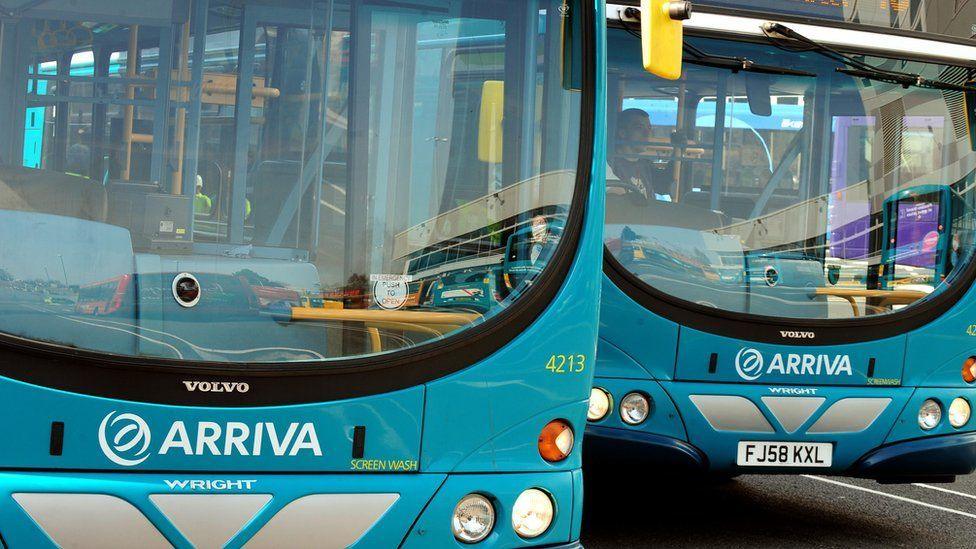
[684,54,816,77]
[683,42,815,77]
[761,22,976,93]
[836,67,976,93]
[616,12,813,78]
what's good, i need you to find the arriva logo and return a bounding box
[97,412,323,467]
[734,348,765,381]
[734,348,853,381]
[98,411,152,467]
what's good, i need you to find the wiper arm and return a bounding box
[761,22,976,93]
[683,42,814,77]
[684,54,815,78]
[837,67,976,93]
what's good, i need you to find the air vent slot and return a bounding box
[878,98,905,176]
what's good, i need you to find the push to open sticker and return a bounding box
[370,274,412,310]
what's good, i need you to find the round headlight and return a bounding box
[587,388,612,422]
[512,488,554,539]
[538,420,574,462]
[620,392,651,425]
[452,493,495,543]
[918,399,942,431]
[949,398,971,428]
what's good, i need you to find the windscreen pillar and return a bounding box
[0,18,25,164]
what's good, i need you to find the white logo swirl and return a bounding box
[734,348,765,381]
[98,411,152,467]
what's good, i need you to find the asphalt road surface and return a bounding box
[581,471,976,547]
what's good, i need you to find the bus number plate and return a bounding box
[736,441,832,467]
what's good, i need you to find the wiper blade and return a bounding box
[837,67,976,93]
[762,22,976,93]
[685,55,815,77]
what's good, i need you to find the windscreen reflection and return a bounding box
[0,0,584,363]
[605,31,976,320]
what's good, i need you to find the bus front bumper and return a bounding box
[0,470,583,548]
[585,425,976,483]
[583,425,708,472]
[850,431,976,483]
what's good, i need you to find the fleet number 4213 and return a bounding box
[545,354,586,374]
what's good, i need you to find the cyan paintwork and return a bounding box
[903,277,976,387]
[594,337,656,379]
[676,328,906,386]
[0,378,424,472]
[448,400,589,473]
[597,278,678,380]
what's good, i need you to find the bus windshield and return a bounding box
[0,0,585,363]
[605,28,976,320]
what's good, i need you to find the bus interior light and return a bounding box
[949,398,971,428]
[620,392,651,425]
[452,493,495,544]
[918,399,942,431]
[512,488,554,539]
[588,387,612,421]
[538,420,574,462]
[962,357,976,383]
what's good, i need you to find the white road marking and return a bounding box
[802,475,976,519]
[913,483,976,501]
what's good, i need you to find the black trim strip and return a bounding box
[0,2,598,406]
[352,426,366,459]
[49,422,64,457]
[604,246,976,345]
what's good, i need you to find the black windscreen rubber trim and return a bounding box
[604,248,976,346]
[0,3,597,407]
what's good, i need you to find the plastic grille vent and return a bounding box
[940,65,970,142]
[878,98,905,176]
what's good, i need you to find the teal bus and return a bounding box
[0,0,605,546]
[589,0,976,483]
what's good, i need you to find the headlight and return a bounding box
[620,392,651,425]
[512,488,554,539]
[452,493,495,543]
[587,388,612,421]
[918,399,942,431]
[538,420,574,462]
[949,398,971,428]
